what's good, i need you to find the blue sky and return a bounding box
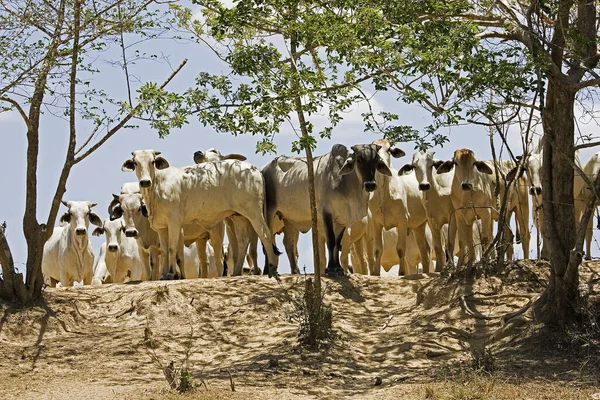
[2,3,600,275]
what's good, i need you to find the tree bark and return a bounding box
[290,29,321,295]
[0,223,27,303]
[23,0,68,300]
[537,77,578,326]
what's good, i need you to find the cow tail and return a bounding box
[261,172,282,256]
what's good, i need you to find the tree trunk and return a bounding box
[0,224,28,303]
[289,31,322,295]
[536,77,578,326]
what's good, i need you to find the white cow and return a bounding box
[121,149,280,279]
[436,149,530,264]
[42,201,102,287]
[398,151,457,271]
[109,182,226,279]
[109,183,160,279]
[574,151,600,259]
[368,140,431,276]
[262,155,316,274]
[183,242,219,279]
[193,148,260,277]
[91,218,150,284]
[510,147,590,259]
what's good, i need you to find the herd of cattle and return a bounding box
[41,139,600,287]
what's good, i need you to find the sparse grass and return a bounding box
[143,319,206,393]
[284,275,334,348]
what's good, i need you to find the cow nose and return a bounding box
[419,183,431,191]
[75,228,87,236]
[125,229,139,238]
[364,181,377,192]
[193,151,204,163]
[461,182,473,191]
[530,187,542,196]
[139,179,151,188]
[108,244,119,252]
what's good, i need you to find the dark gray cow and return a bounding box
[316,144,394,277]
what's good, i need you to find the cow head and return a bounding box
[60,200,102,239]
[114,192,148,238]
[193,148,247,164]
[93,218,126,253]
[436,148,493,191]
[122,149,169,189]
[340,144,399,192]
[506,153,542,196]
[371,139,406,168]
[399,151,445,191]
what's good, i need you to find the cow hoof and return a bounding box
[325,267,345,278]
[160,273,176,280]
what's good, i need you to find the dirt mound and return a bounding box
[0,262,598,399]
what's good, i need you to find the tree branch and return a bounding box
[73,58,188,164]
[0,96,33,131]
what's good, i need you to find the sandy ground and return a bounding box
[1,261,599,399]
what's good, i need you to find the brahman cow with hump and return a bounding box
[193,148,260,276]
[398,151,458,271]
[108,183,161,279]
[317,143,399,277]
[368,140,432,276]
[262,155,316,275]
[91,218,150,284]
[517,146,598,260]
[121,149,280,279]
[436,148,530,264]
[42,201,102,287]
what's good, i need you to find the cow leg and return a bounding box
[139,246,152,281]
[248,231,260,274]
[340,230,351,274]
[149,246,161,281]
[371,221,384,276]
[414,222,431,274]
[317,231,327,275]
[447,214,458,267]
[195,237,209,278]
[480,211,494,261]
[323,211,344,277]
[243,208,280,276]
[515,204,530,261]
[283,224,300,274]
[352,236,367,274]
[49,277,58,288]
[208,224,226,277]
[430,219,445,272]
[156,229,171,279]
[395,225,408,276]
[585,211,595,260]
[333,223,346,272]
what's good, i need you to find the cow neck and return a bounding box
[65,226,88,281]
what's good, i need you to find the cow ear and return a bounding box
[474,161,494,174]
[89,212,103,227]
[339,156,355,175]
[60,212,71,224]
[122,159,135,172]
[154,156,170,170]
[506,167,526,181]
[390,148,405,158]
[432,160,444,170]
[110,205,123,220]
[436,161,455,174]
[140,203,149,218]
[398,164,414,175]
[92,227,105,237]
[222,153,247,161]
[376,159,393,176]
